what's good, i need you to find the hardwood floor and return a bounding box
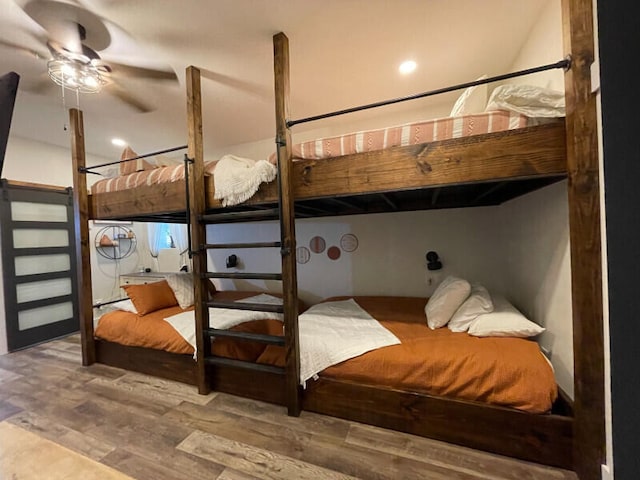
[0,335,577,480]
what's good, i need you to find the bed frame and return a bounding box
[71,0,603,477]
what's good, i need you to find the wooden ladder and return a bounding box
[186,54,300,415]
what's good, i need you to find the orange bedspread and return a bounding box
[95,291,285,360]
[257,296,557,414]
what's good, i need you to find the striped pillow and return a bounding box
[165,273,194,309]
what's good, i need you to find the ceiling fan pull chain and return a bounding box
[61,80,68,132]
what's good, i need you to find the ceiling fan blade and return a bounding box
[0,38,46,59]
[23,0,111,52]
[107,81,154,113]
[108,62,178,82]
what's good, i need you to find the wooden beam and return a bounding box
[274,31,301,417]
[3,180,69,192]
[186,65,210,395]
[90,180,187,219]
[562,0,605,478]
[69,108,95,366]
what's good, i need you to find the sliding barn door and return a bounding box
[1,180,79,351]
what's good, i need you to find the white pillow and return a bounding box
[468,294,545,338]
[164,273,194,309]
[449,75,488,117]
[425,276,471,329]
[448,284,493,332]
[110,299,138,314]
[485,84,565,118]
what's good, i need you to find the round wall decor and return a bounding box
[94,225,137,260]
[296,246,311,264]
[340,233,359,252]
[327,246,341,260]
[309,236,326,254]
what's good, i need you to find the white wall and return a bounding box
[207,208,505,306]
[497,182,573,397]
[502,0,565,92]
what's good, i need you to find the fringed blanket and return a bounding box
[213,154,276,206]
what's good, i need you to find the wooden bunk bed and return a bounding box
[71,0,603,477]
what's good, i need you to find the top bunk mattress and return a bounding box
[276,110,530,161]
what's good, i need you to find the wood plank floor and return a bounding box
[0,335,578,480]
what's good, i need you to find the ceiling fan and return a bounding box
[0,0,178,112]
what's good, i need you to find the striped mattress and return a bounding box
[281,110,529,161]
[90,160,218,195]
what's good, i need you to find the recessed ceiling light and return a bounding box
[111,138,127,147]
[399,60,417,75]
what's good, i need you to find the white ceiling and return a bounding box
[0,0,549,161]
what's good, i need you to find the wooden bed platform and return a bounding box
[95,339,197,385]
[88,121,567,222]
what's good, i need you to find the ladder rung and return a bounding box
[202,242,281,249]
[200,208,279,223]
[207,301,284,313]
[204,272,282,281]
[204,356,285,375]
[205,328,284,345]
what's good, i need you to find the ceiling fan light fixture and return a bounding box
[47,56,106,94]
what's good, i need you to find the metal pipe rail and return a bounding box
[287,58,571,128]
[79,144,188,174]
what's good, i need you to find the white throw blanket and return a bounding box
[163,294,284,358]
[297,299,400,385]
[214,154,277,206]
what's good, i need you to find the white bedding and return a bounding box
[297,299,400,385]
[163,294,284,358]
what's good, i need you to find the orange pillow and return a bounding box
[123,280,179,315]
[120,146,155,176]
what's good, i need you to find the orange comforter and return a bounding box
[94,291,285,360]
[257,296,557,414]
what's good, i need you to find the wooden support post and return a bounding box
[186,66,210,395]
[561,1,605,478]
[69,108,95,366]
[274,32,301,416]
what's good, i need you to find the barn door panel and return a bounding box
[1,181,78,351]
